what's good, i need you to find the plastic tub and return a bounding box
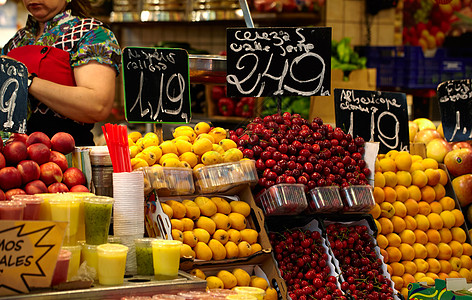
[233,287,265,300]
[308,186,344,213]
[255,184,307,216]
[143,165,194,196]
[340,185,376,212]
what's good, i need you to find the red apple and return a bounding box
[51,132,75,154]
[27,143,51,165]
[48,182,69,193]
[26,132,51,148]
[414,129,442,145]
[49,151,69,172]
[24,180,48,194]
[0,190,5,201]
[0,153,5,169]
[452,174,472,207]
[17,160,41,184]
[451,142,472,150]
[63,167,86,189]
[3,141,27,165]
[5,188,26,200]
[444,148,472,177]
[6,133,28,145]
[70,185,89,192]
[0,138,3,152]
[0,167,22,190]
[39,162,63,185]
[426,138,452,163]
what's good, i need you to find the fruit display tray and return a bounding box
[193,160,258,194]
[256,184,308,216]
[142,166,194,196]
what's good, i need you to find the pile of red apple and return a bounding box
[228,113,370,196]
[0,132,88,200]
[325,223,395,300]
[269,228,346,300]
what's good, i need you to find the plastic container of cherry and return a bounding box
[255,184,308,216]
[340,185,376,213]
[308,186,344,213]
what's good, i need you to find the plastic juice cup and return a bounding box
[12,195,44,220]
[49,195,81,246]
[36,193,57,220]
[69,192,95,242]
[62,245,81,281]
[151,239,182,280]
[97,243,128,285]
[233,287,265,300]
[82,244,99,280]
[0,201,25,220]
[51,249,71,286]
[135,238,157,276]
[226,295,257,300]
[83,196,114,245]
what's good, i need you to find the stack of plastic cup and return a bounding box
[112,171,145,274]
[11,195,43,220]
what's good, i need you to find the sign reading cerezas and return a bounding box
[226,27,331,97]
[437,79,472,142]
[122,47,191,124]
[0,57,28,133]
[334,88,409,154]
[0,221,66,296]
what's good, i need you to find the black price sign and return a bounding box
[334,89,409,154]
[122,47,191,123]
[0,57,28,133]
[226,27,331,97]
[437,79,472,142]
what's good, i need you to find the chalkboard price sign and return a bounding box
[0,57,28,133]
[437,79,472,142]
[226,27,331,98]
[122,47,191,123]
[334,88,409,154]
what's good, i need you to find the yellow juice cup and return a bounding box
[82,244,99,280]
[62,245,81,281]
[233,287,266,300]
[49,195,81,246]
[97,244,128,285]
[36,193,57,220]
[69,192,95,242]
[151,239,182,280]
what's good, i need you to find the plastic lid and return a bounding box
[0,201,26,208]
[97,243,128,254]
[11,195,44,204]
[135,237,159,247]
[151,239,182,248]
[83,195,114,205]
[233,287,265,296]
[57,249,72,260]
[62,245,82,253]
[48,194,82,204]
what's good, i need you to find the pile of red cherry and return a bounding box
[228,113,370,196]
[269,228,347,300]
[325,223,395,300]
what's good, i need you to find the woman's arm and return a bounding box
[28,61,117,123]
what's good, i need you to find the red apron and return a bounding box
[6,45,94,146]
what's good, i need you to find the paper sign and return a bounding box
[226,27,331,97]
[0,221,66,296]
[0,57,28,133]
[437,79,472,142]
[334,88,409,154]
[122,47,191,124]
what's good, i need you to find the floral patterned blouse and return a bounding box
[2,10,122,74]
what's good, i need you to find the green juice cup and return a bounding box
[135,238,157,276]
[83,196,114,245]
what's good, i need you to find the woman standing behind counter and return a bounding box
[2,0,122,146]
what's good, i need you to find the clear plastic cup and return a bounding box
[151,239,182,280]
[226,295,257,300]
[0,201,25,220]
[11,195,44,220]
[35,193,57,220]
[51,249,71,286]
[233,287,265,300]
[83,196,114,245]
[135,238,157,276]
[69,192,95,241]
[49,194,82,246]
[97,243,129,285]
[81,244,99,280]
[62,245,81,281]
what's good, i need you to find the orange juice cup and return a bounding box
[97,244,128,285]
[151,239,182,280]
[49,195,81,246]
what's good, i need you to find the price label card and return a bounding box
[0,221,66,296]
[122,47,191,124]
[437,79,472,142]
[0,57,28,133]
[334,88,409,154]
[226,27,331,97]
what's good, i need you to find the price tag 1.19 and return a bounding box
[334,88,409,154]
[122,47,191,124]
[226,27,331,98]
[437,79,472,142]
[0,57,28,133]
